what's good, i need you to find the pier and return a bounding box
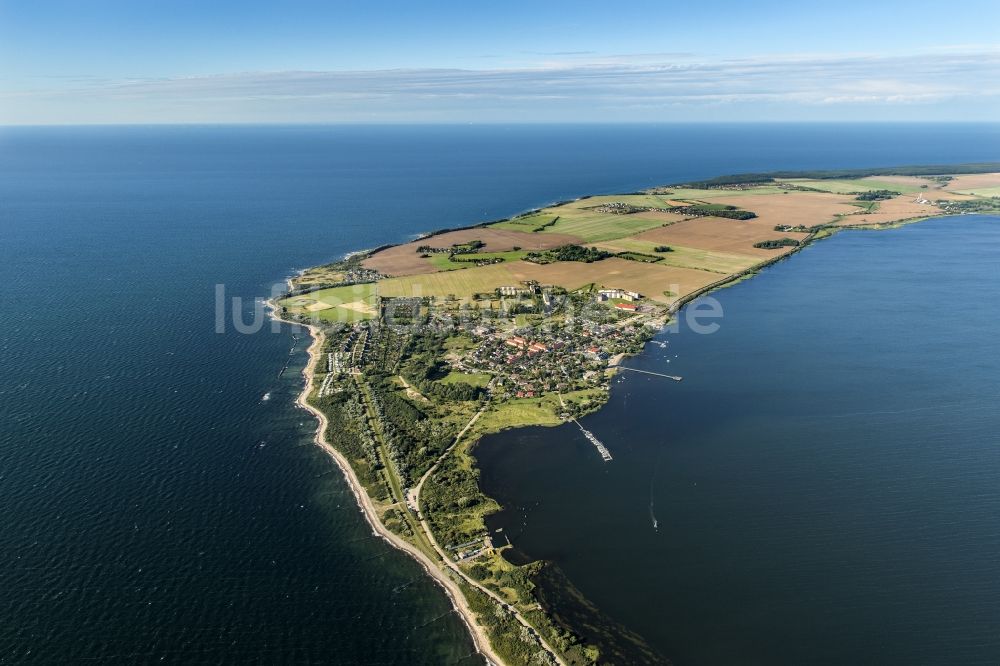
[617,366,682,381]
[572,419,612,461]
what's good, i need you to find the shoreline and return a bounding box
[268,164,1000,664]
[468,211,1000,665]
[266,298,506,666]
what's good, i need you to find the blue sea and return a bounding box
[1,124,999,664]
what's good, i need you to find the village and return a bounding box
[308,282,659,408]
[271,168,1000,666]
[456,294,652,403]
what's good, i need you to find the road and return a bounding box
[410,378,568,666]
[359,373,566,665]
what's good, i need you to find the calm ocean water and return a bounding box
[478,215,1000,665]
[1,124,998,664]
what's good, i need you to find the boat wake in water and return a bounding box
[649,458,660,532]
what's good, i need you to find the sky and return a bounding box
[1,0,998,124]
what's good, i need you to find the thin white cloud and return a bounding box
[2,49,998,123]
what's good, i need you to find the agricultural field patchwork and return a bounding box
[780,176,934,194]
[589,237,759,274]
[529,209,673,242]
[944,172,1000,197]
[304,171,999,312]
[363,227,581,276]
[377,263,519,299]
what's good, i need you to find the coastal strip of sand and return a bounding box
[267,299,506,666]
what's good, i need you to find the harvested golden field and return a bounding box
[503,258,721,304]
[363,227,582,276]
[945,172,1000,196]
[634,216,809,257]
[837,196,941,226]
[722,191,858,227]
[348,171,994,309]
[926,189,978,201]
[587,237,759,274]
[377,257,721,304]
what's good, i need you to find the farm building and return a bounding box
[598,288,641,302]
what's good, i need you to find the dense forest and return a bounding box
[680,162,1000,188]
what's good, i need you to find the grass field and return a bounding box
[473,388,607,434]
[952,186,1000,197]
[489,213,559,232]
[474,396,563,432]
[378,263,517,298]
[589,237,758,274]
[442,334,477,352]
[440,371,491,387]
[487,194,693,243]
[533,210,668,242]
[561,194,676,209]
[658,186,788,200]
[427,254,464,271]
[781,177,929,194]
[279,284,378,321]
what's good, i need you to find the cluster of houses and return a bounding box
[291,266,382,295]
[505,335,549,354]
[344,267,382,284]
[457,314,651,400]
[464,333,580,397]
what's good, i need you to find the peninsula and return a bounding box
[272,165,1000,665]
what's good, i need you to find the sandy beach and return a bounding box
[267,300,506,665]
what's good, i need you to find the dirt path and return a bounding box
[411,381,569,666]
